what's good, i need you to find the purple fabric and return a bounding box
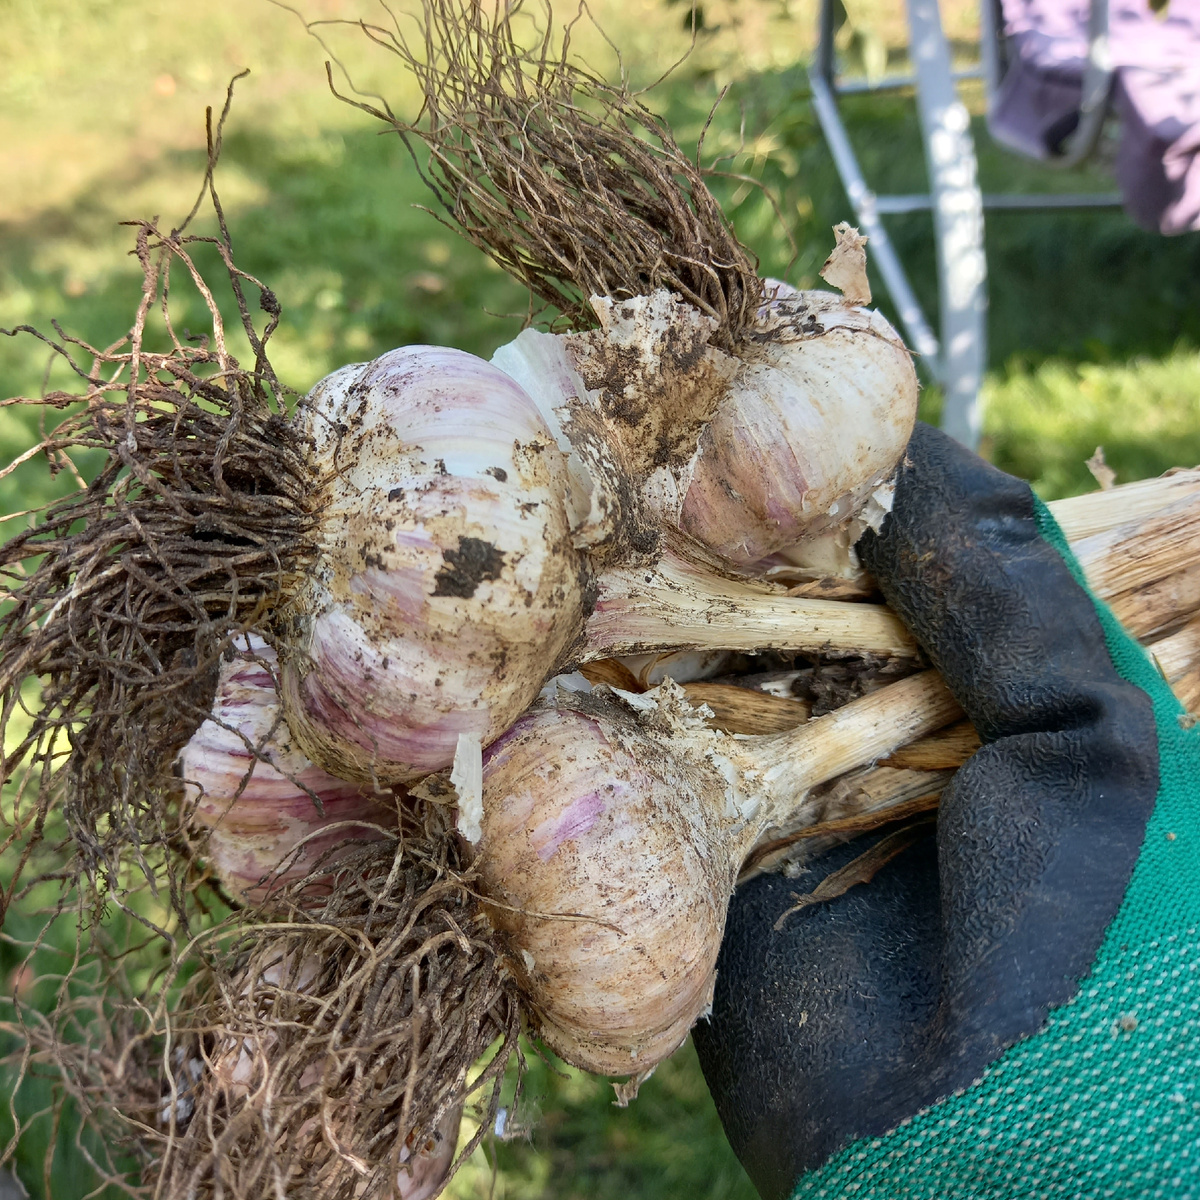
[990,0,1200,233]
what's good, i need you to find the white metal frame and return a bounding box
[810,0,1122,448]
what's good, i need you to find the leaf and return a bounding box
[772,818,934,930]
[1085,445,1117,490]
[861,28,888,84]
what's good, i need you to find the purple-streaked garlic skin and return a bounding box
[476,706,730,1077]
[678,285,917,565]
[179,639,394,902]
[283,347,585,785]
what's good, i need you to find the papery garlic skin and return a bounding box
[493,284,917,570]
[474,674,960,1077]
[492,329,637,558]
[283,347,585,784]
[477,705,729,1076]
[390,1105,463,1200]
[179,638,393,902]
[679,285,918,565]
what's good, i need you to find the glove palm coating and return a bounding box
[692,425,1160,1199]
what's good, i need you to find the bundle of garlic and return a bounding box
[0,39,924,1197]
[146,465,1200,1200]
[0,9,915,881]
[6,8,1200,1198]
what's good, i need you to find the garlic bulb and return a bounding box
[479,704,727,1076]
[475,672,959,1076]
[179,637,395,901]
[282,347,585,785]
[679,284,916,564]
[494,276,918,569]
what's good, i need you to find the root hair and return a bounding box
[309,0,762,346]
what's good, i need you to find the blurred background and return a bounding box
[1,0,1198,1195]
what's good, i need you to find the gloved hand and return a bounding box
[693,423,1200,1199]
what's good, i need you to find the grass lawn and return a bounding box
[1,1,1198,1197]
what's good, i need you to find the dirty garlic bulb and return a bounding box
[179,637,396,902]
[281,348,585,785]
[475,673,959,1077]
[495,262,918,568]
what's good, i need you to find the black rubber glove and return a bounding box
[692,423,1162,1200]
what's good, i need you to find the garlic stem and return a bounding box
[1071,489,1200,600]
[719,670,961,858]
[739,766,953,881]
[1107,561,1200,641]
[735,613,1200,879]
[681,682,811,733]
[581,471,1200,664]
[1047,468,1200,542]
[581,533,917,660]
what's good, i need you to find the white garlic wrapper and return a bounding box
[678,284,918,564]
[283,347,584,784]
[179,638,393,902]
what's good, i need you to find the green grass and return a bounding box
[449,1041,755,1200]
[2,0,1199,1197]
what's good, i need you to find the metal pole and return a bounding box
[906,0,989,448]
[816,0,836,84]
[809,73,943,368]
